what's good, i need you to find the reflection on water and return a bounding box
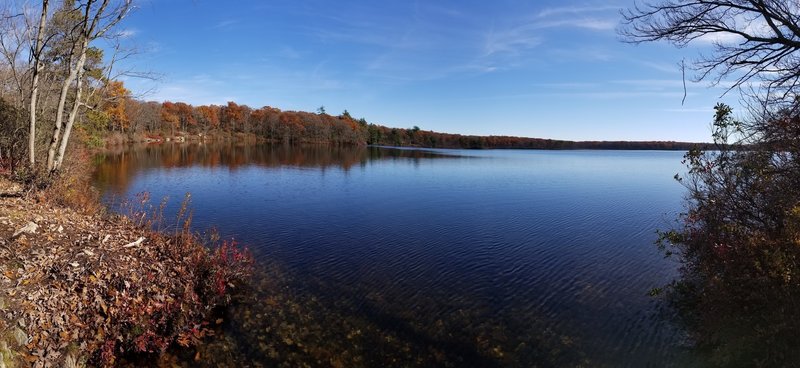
[95,143,458,196]
[96,143,692,367]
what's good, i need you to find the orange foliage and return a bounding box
[197,105,220,129]
[103,80,131,132]
[223,101,243,130]
[174,102,196,128]
[160,102,180,133]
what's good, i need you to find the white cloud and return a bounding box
[482,10,615,58]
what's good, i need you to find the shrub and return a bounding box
[0,98,27,173]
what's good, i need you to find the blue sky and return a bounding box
[116,0,741,142]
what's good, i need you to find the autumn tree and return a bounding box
[196,105,220,132]
[278,112,304,143]
[127,100,161,133]
[222,101,243,132]
[102,80,131,133]
[174,102,195,132]
[161,101,179,135]
[249,107,269,135]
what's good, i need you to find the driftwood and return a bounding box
[122,236,145,248]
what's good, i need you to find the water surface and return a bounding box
[95,143,690,367]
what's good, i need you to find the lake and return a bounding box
[94,143,693,367]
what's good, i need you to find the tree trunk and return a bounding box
[53,43,88,171]
[46,63,79,171]
[28,0,49,166]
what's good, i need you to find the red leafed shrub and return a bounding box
[206,240,253,301]
[81,194,254,366]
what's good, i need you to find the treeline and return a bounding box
[121,100,365,145]
[364,124,703,150]
[119,98,704,150]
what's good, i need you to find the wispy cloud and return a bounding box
[662,107,714,113]
[118,28,138,38]
[464,90,696,101]
[530,82,599,89]
[469,77,715,102]
[278,46,303,60]
[535,18,616,30]
[484,26,542,56]
[537,5,622,18]
[483,6,616,58]
[612,79,692,88]
[150,80,237,106]
[482,17,614,58]
[212,19,239,30]
[531,4,619,32]
[547,46,614,61]
[634,60,682,74]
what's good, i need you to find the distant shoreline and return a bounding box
[105,129,708,151]
[106,100,709,152]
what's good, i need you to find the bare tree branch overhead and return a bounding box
[619,0,800,104]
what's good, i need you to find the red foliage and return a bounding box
[204,239,253,304]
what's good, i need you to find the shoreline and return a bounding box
[100,130,705,151]
[0,178,252,367]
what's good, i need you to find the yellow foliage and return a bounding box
[102,81,131,132]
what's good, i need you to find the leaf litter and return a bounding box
[0,190,252,367]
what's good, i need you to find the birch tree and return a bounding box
[45,0,132,172]
[28,0,49,165]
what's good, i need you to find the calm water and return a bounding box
[94,143,693,367]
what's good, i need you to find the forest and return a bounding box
[89,96,706,150]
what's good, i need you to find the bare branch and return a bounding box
[619,0,800,105]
